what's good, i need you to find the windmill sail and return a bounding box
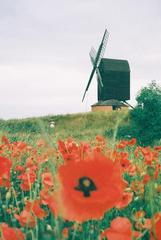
[96,29,109,66]
[82,29,109,102]
[82,66,97,102]
[89,47,103,88]
[89,47,96,64]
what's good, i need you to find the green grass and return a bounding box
[0,110,129,144]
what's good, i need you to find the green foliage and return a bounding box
[117,81,161,146]
[131,81,161,146]
[115,122,138,140]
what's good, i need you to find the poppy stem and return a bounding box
[135,229,149,239]
[71,222,79,240]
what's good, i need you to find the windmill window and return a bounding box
[112,105,121,110]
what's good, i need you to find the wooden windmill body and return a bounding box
[82,29,130,111]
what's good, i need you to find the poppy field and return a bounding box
[0,126,161,240]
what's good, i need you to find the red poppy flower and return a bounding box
[18,169,36,191]
[151,213,161,240]
[47,193,59,217]
[37,139,47,147]
[120,156,131,170]
[15,199,47,227]
[127,164,137,176]
[55,151,124,222]
[15,209,36,228]
[134,147,140,158]
[115,152,131,173]
[142,219,152,229]
[26,200,48,219]
[134,210,145,220]
[0,223,25,240]
[131,180,144,195]
[115,192,133,209]
[41,172,54,188]
[0,156,12,188]
[100,217,140,240]
[39,187,59,218]
[143,174,151,184]
[153,164,160,180]
[15,199,48,227]
[116,138,136,149]
[135,218,151,230]
[139,147,158,166]
[58,139,79,161]
[95,135,106,150]
[62,227,69,239]
[40,188,51,205]
[154,146,161,151]
[58,139,90,162]
[128,138,136,146]
[95,135,106,143]
[1,135,10,146]
[15,165,25,172]
[13,141,27,151]
[116,140,128,149]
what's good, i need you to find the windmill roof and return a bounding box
[91,99,128,107]
[99,58,130,72]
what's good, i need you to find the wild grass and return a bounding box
[0,110,129,144]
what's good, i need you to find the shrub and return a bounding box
[131,81,161,146]
[115,81,161,146]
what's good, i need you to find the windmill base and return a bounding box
[91,100,129,112]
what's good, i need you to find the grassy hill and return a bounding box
[0,110,129,144]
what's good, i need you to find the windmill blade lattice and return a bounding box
[89,47,103,88]
[89,47,97,65]
[82,29,109,102]
[96,29,109,66]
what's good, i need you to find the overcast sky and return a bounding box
[0,0,161,119]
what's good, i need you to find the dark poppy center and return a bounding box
[74,176,97,197]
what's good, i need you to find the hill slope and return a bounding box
[0,111,129,143]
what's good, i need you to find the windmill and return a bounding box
[82,29,131,110]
